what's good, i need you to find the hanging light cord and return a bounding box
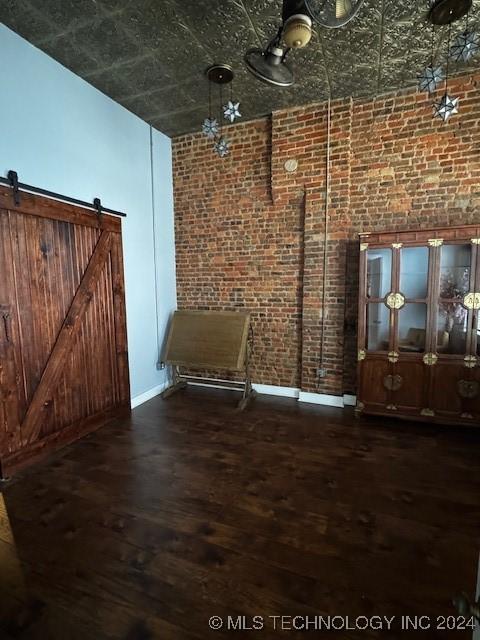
[208,79,212,119]
[430,22,435,66]
[318,97,331,387]
[445,21,452,92]
[219,84,223,136]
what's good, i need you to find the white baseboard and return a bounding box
[299,391,344,408]
[131,381,169,409]
[253,383,300,398]
[131,380,356,411]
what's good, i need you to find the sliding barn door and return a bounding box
[0,186,130,476]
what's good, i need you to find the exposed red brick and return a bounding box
[172,72,480,397]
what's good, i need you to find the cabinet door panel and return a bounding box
[392,360,427,413]
[458,367,480,421]
[429,362,464,416]
[358,358,390,410]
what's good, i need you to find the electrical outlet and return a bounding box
[318,367,327,378]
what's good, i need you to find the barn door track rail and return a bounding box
[0,170,127,218]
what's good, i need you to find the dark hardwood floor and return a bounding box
[1,386,479,639]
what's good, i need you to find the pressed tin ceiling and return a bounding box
[1,0,480,137]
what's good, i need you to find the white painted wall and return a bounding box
[0,24,177,400]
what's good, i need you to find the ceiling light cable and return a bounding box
[150,125,163,371]
[318,96,331,387]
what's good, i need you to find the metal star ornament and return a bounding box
[449,30,480,62]
[223,100,241,123]
[418,65,444,94]
[202,117,219,139]
[214,137,230,158]
[433,93,459,121]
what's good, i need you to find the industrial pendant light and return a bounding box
[244,0,365,87]
[245,26,295,88]
[304,0,366,28]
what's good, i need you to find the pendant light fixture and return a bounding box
[417,0,478,122]
[201,64,242,158]
[245,0,365,87]
[433,22,459,121]
[418,23,444,94]
[449,10,480,61]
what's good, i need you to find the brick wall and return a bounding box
[172,71,480,396]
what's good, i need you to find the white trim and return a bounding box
[132,379,356,411]
[131,381,169,409]
[253,383,300,398]
[343,394,357,406]
[299,391,344,408]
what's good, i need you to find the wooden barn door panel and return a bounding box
[9,213,98,407]
[0,211,25,455]
[0,191,129,477]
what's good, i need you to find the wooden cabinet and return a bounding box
[357,226,480,426]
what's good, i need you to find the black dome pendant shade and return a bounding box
[244,0,367,87]
[244,47,294,87]
[428,0,472,24]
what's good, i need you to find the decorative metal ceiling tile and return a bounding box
[31,0,105,33]
[1,0,57,44]
[1,0,480,137]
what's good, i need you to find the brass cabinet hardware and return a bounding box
[357,224,480,426]
[383,374,403,391]
[464,355,477,368]
[457,380,479,399]
[423,353,438,366]
[463,292,480,310]
[421,408,435,417]
[386,292,405,309]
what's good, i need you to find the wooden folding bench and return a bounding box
[161,310,256,410]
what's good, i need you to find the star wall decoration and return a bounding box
[223,100,241,123]
[449,30,480,62]
[418,65,444,94]
[433,93,459,121]
[202,117,219,139]
[214,137,230,157]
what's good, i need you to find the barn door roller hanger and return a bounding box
[0,170,127,218]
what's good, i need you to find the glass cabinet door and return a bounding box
[474,312,480,357]
[365,248,392,351]
[436,244,473,355]
[397,247,429,353]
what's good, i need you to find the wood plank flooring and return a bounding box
[1,386,479,639]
